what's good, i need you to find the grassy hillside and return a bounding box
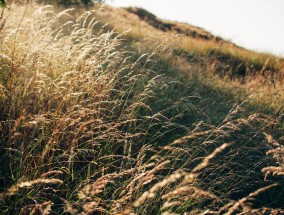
[0,3,283,215]
[95,5,284,111]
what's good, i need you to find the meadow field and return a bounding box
[0,3,283,214]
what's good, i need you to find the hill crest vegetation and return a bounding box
[0,3,283,214]
[96,5,284,110]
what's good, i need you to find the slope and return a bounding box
[95,4,284,111]
[0,3,283,215]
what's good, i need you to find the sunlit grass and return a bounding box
[0,3,283,215]
[96,4,284,111]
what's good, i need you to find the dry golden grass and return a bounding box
[0,3,283,215]
[96,4,284,111]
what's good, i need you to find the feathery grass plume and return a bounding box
[40,170,63,178]
[19,201,52,215]
[82,202,109,215]
[162,186,219,202]
[158,142,229,214]
[262,133,284,179]
[262,166,284,178]
[0,178,63,201]
[60,198,78,214]
[238,208,284,215]
[192,143,232,173]
[133,170,185,207]
[225,183,280,215]
[78,173,118,199]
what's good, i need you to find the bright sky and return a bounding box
[105,0,284,57]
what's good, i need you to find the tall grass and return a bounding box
[0,4,283,214]
[95,5,284,111]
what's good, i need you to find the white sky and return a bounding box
[105,0,284,57]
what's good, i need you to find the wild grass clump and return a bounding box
[0,3,283,214]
